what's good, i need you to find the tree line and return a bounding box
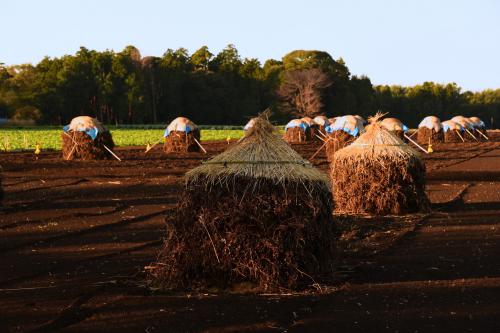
[0,45,499,128]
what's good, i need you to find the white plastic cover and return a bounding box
[418,116,442,131]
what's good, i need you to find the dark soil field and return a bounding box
[1,132,500,333]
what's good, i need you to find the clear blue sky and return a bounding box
[1,0,499,91]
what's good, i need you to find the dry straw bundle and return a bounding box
[331,113,429,215]
[150,115,337,291]
[61,116,114,160]
[164,117,201,153]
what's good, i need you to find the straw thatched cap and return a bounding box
[186,117,329,189]
[450,116,474,129]
[380,117,408,132]
[313,115,329,126]
[300,117,315,126]
[166,117,198,136]
[68,116,106,132]
[334,114,419,161]
[442,120,463,132]
[418,116,442,131]
[468,116,485,128]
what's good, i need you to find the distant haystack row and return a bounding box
[415,115,489,144]
[428,115,489,143]
[62,116,115,160]
[283,116,331,143]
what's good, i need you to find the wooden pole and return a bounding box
[193,137,207,154]
[145,137,163,154]
[455,130,465,142]
[404,134,428,154]
[310,138,331,161]
[65,143,77,160]
[476,129,489,140]
[315,134,326,142]
[103,145,122,161]
[465,128,478,141]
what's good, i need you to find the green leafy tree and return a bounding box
[210,44,242,73]
[190,46,213,72]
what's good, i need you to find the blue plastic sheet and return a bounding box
[62,125,99,140]
[285,121,308,131]
[325,122,359,136]
[442,124,464,133]
[164,125,192,137]
[471,121,485,129]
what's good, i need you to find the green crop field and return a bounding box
[0,128,245,151]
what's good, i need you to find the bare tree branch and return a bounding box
[278,68,332,117]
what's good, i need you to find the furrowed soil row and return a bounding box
[0,141,499,333]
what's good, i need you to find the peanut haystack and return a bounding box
[331,113,430,215]
[149,115,337,292]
